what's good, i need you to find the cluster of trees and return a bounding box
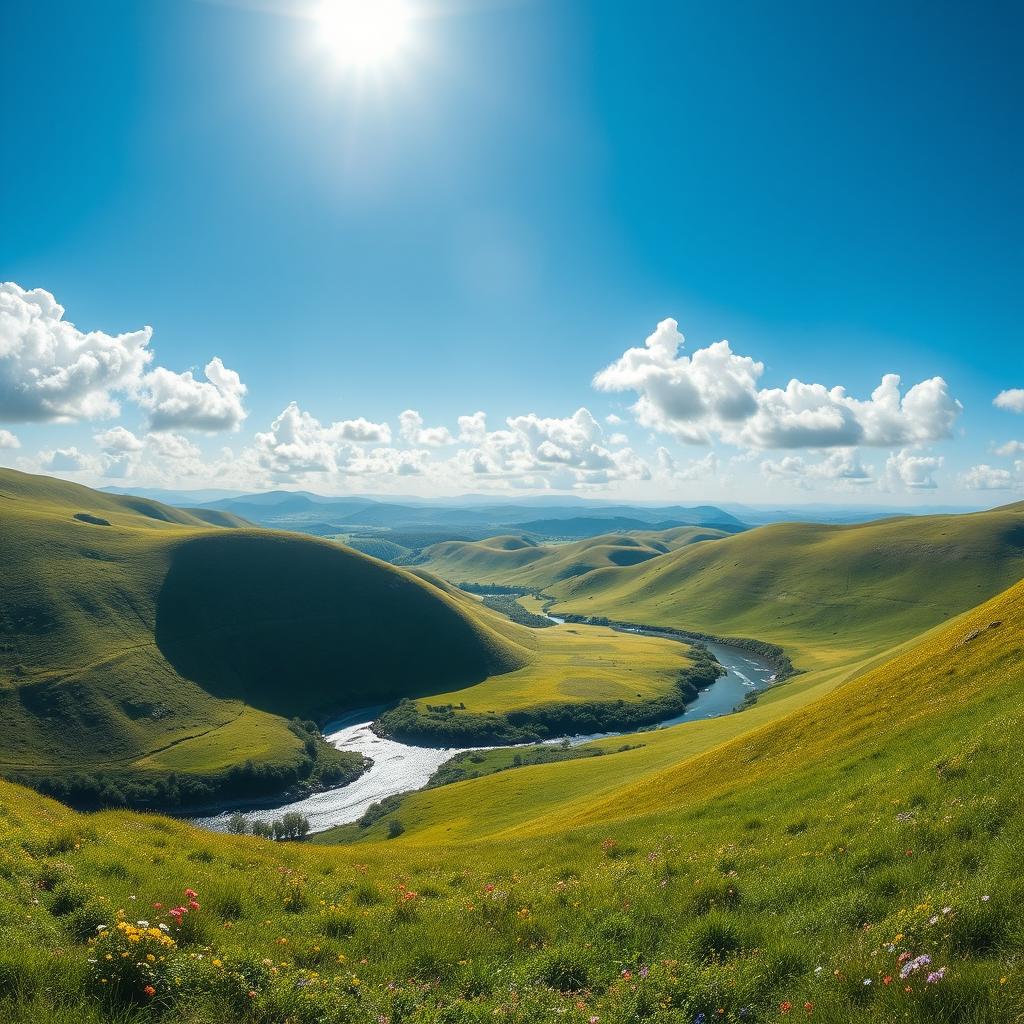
[457,583,533,596]
[16,719,367,813]
[226,810,311,840]
[375,649,723,747]
[481,594,554,628]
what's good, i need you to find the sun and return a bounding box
[315,0,414,69]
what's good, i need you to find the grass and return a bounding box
[419,526,729,589]
[0,574,1021,1021]
[546,504,1024,670]
[0,469,539,807]
[373,624,723,744]
[417,625,693,713]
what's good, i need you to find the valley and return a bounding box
[0,470,1021,1023]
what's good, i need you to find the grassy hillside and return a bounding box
[420,525,729,589]
[0,576,1021,1021]
[375,623,722,744]
[548,504,1024,669]
[0,470,531,808]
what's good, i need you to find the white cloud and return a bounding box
[886,448,942,490]
[139,357,247,433]
[604,413,624,425]
[960,464,1018,491]
[0,429,20,449]
[609,432,629,446]
[457,411,487,443]
[333,417,392,443]
[761,448,874,488]
[450,407,651,489]
[399,409,456,446]
[994,389,1024,414]
[994,440,1024,457]
[94,426,144,453]
[253,402,397,479]
[0,282,153,422]
[40,447,91,472]
[594,318,962,449]
[656,448,719,481]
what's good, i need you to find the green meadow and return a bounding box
[0,471,1022,1022]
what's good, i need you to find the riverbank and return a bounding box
[194,631,778,836]
[372,641,724,745]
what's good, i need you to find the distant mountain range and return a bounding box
[100,487,747,539]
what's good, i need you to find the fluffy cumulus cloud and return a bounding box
[0,282,249,437]
[960,464,1018,491]
[761,448,874,488]
[994,440,1024,457]
[457,411,487,443]
[886,448,943,490]
[0,282,153,422]
[594,318,962,449]
[994,389,1024,414]
[40,446,91,472]
[399,409,455,447]
[656,448,718,481]
[449,407,651,489]
[138,357,247,433]
[252,402,399,480]
[0,429,20,449]
[94,425,145,453]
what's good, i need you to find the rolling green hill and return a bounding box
[0,469,534,807]
[419,525,729,589]
[0,552,1021,1022]
[547,504,1024,669]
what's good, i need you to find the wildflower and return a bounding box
[862,978,872,986]
[590,1017,599,1024]
[621,969,633,980]
[926,967,947,984]
[694,1014,705,1024]
[144,985,156,997]
[900,955,932,980]
[882,975,892,985]
[96,925,107,932]
[981,895,991,902]
[780,1002,793,1014]
[929,915,939,925]
[639,965,649,978]
[942,906,952,915]
[803,1003,813,1015]
[184,889,198,899]
[813,966,822,975]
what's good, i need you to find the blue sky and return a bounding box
[1,0,1022,502]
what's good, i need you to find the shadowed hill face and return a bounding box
[0,469,532,804]
[154,531,529,717]
[549,505,1024,668]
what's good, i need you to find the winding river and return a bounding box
[193,625,776,835]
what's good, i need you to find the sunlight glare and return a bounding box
[315,0,414,69]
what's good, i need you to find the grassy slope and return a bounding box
[0,470,530,800]
[414,623,696,713]
[548,504,1024,669]
[0,578,1022,1021]
[419,525,728,588]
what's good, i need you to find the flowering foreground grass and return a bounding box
[1,582,1023,1022]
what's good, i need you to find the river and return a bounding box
[192,623,776,836]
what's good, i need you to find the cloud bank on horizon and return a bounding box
[1,282,1022,500]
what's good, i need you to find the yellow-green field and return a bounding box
[416,624,692,713]
[0,573,1021,1023]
